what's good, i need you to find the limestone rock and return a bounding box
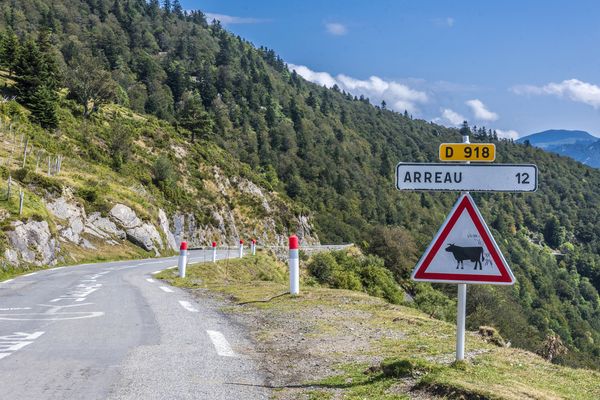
[126,223,163,254]
[87,212,126,239]
[109,204,142,229]
[5,220,59,266]
[158,209,177,251]
[46,197,86,244]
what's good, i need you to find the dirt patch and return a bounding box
[188,287,431,399]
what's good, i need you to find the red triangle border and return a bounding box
[412,194,514,284]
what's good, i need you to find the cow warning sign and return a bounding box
[411,193,515,285]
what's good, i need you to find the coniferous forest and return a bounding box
[2,0,600,369]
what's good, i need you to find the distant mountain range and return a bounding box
[517,129,600,168]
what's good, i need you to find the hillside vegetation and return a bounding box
[2,0,600,370]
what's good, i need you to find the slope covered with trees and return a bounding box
[2,0,600,369]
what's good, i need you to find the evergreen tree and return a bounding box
[172,0,184,18]
[14,37,60,128]
[0,29,19,76]
[27,85,59,128]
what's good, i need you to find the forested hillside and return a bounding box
[2,0,600,370]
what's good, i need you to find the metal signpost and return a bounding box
[396,136,535,362]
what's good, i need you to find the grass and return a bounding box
[159,251,600,400]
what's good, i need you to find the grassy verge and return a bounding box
[158,251,600,400]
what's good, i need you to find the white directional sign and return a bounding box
[396,163,537,192]
[412,193,515,285]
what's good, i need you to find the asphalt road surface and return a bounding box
[0,250,269,399]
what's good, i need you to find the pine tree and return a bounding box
[14,36,60,128]
[28,85,59,128]
[0,30,20,76]
[172,0,183,18]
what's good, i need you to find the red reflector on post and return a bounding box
[289,235,299,250]
[212,241,217,248]
[180,241,187,251]
[252,239,256,244]
[240,239,244,245]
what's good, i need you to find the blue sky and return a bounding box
[182,0,600,138]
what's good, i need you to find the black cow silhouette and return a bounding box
[445,244,484,270]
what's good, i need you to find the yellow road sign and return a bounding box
[439,143,495,162]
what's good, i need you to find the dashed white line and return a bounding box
[23,272,38,277]
[159,286,174,293]
[146,278,155,283]
[151,271,161,275]
[207,330,237,357]
[178,300,199,313]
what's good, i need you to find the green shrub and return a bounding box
[307,250,405,304]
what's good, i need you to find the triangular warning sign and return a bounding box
[412,193,515,285]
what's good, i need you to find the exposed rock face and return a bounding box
[109,204,142,229]
[44,199,165,256]
[87,212,126,240]
[46,197,87,245]
[4,220,59,266]
[108,204,163,255]
[159,209,178,251]
[5,169,319,268]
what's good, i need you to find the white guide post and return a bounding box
[212,241,217,263]
[239,240,244,258]
[178,241,188,278]
[456,132,470,361]
[289,235,300,295]
[251,239,256,256]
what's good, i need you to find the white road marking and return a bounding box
[1,279,14,284]
[167,265,177,270]
[0,307,32,311]
[207,330,237,357]
[0,331,45,361]
[49,267,65,271]
[23,272,37,277]
[178,300,199,313]
[146,278,155,283]
[151,271,161,275]
[143,261,164,265]
[75,298,86,302]
[159,286,174,293]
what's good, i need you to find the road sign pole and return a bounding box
[456,283,467,360]
[456,133,470,362]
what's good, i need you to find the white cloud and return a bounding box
[466,99,498,121]
[440,108,465,126]
[512,79,600,108]
[204,12,264,25]
[496,129,520,140]
[432,17,455,27]
[325,22,348,36]
[288,64,428,113]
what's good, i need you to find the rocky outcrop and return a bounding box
[4,167,318,268]
[45,198,165,256]
[108,204,163,255]
[4,220,59,266]
[159,209,177,251]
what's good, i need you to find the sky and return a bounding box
[181,0,600,139]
